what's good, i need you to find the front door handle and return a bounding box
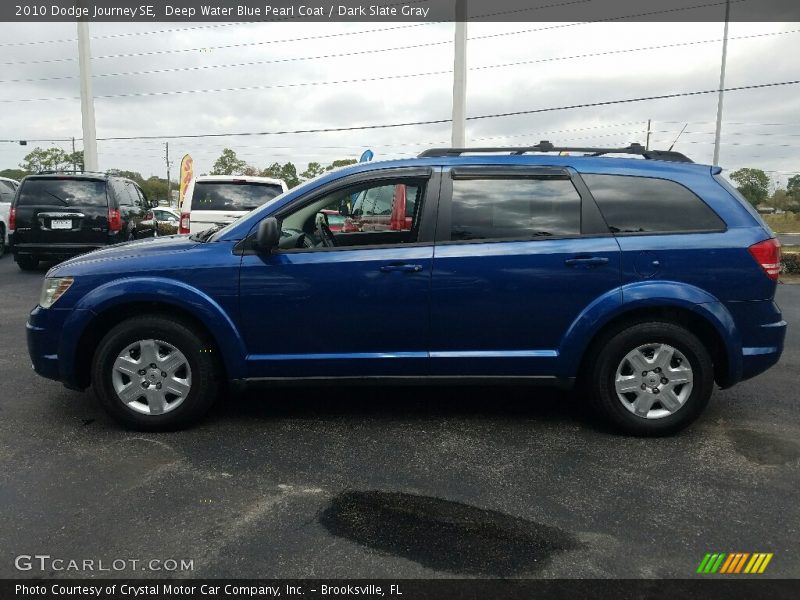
[380,264,423,273]
[564,256,609,267]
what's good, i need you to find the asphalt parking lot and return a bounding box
[0,254,798,579]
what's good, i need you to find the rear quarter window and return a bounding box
[191,182,283,211]
[583,174,725,234]
[16,178,107,207]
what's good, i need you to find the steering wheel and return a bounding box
[317,220,336,248]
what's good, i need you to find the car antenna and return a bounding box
[668,124,689,151]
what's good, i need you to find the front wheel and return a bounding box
[588,322,714,436]
[91,316,220,430]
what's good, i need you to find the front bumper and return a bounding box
[26,306,73,385]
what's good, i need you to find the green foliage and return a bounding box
[301,161,325,181]
[19,146,83,173]
[326,158,358,171]
[787,174,800,201]
[260,162,300,188]
[0,168,29,181]
[782,252,800,275]
[729,168,770,206]
[211,148,248,175]
[106,169,171,204]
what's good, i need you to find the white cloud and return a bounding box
[0,19,797,186]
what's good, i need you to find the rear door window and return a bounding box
[0,180,15,203]
[447,178,581,241]
[583,174,725,234]
[192,181,283,211]
[16,178,107,207]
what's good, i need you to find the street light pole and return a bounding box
[451,0,467,147]
[77,21,98,171]
[712,0,731,166]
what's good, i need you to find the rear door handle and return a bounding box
[564,256,609,267]
[380,264,423,273]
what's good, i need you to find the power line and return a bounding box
[0,22,434,66]
[4,26,795,87]
[61,79,800,141]
[0,0,736,67]
[0,39,453,84]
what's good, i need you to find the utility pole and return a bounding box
[645,119,651,150]
[165,142,171,204]
[77,21,98,171]
[713,0,731,165]
[71,137,77,172]
[451,0,467,147]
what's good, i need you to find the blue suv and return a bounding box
[26,142,786,435]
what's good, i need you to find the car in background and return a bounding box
[0,176,20,257]
[179,175,288,235]
[142,207,181,236]
[9,172,157,270]
[320,208,346,232]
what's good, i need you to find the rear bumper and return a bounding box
[12,242,105,258]
[726,299,786,385]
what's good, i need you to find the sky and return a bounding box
[0,16,798,187]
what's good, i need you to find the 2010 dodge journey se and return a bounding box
[26,142,786,435]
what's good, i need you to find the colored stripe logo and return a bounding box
[697,552,773,574]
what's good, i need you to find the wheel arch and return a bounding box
[561,281,742,387]
[61,277,247,389]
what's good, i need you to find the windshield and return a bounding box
[16,178,107,207]
[191,181,283,211]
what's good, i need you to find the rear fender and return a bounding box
[559,280,741,383]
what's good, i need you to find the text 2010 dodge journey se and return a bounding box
[26,143,786,435]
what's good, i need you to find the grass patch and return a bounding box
[763,213,800,233]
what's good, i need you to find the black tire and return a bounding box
[16,255,39,271]
[588,321,714,436]
[91,315,220,431]
[0,225,6,257]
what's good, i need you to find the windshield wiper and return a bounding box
[189,224,224,242]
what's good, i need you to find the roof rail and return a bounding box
[36,169,108,176]
[418,141,693,163]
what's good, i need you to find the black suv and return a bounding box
[9,173,157,270]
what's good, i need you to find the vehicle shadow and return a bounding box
[205,384,606,431]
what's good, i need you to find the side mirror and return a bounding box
[255,217,280,253]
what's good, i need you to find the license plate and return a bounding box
[50,219,72,230]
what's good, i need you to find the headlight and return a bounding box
[40,277,74,309]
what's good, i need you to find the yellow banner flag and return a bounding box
[179,154,194,208]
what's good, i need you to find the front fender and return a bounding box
[559,280,742,384]
[59,277,247,382]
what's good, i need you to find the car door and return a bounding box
[429,165,621,378]
[238,167,440,379]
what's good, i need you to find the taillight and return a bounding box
[748,238,781,281]
[179,212,190,234]
[8,207,16,232]
[108,208,122,233]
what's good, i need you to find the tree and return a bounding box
[729,168,770,206]
[211,148,248,175]
[325,158,357,172]
[0,168,30,181]
[301,161,325,181]
[788,174,800,201]
[19,147,83,173]
[260,161,300,188]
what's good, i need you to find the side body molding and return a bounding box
[59,277,248,382]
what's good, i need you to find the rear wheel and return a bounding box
[91,316,220,430]
[15,255,39,270]
[588,321,713,436]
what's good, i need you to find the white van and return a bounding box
[179,175,288,235]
